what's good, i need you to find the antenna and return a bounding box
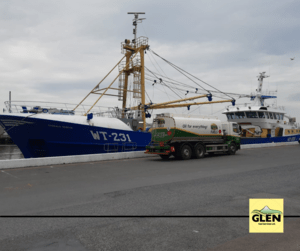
[127,12,146,45]
[9,91,11,113]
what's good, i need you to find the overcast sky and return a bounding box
[1,0,300,122]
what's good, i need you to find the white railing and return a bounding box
[121,36,148,54]
[225,102,284,110]
[3,101,143,120]
[250,90,277,97]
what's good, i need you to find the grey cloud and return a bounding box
[1,0,300,122]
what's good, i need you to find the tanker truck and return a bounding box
[145,113,241,160]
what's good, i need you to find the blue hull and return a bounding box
[0,115,152,158]
[241,135,300,144]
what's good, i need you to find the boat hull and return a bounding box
[0,114,152,158]
[241,135,300,144]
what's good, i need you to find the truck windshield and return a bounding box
[153,118,165,128]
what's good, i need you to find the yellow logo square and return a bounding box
[249,198,284,233]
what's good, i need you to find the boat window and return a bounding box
[258,112,265,118]
[246,111,258,118]
[273,113,279,120]
[235,112,246,119]
[269,113,273,119]
[227,113,235,120]
[226,114,231,120]
[280,114,283,120]
[264,112,269,119]
[232,123,239,133]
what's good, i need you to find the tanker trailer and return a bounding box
[145,113,241,160]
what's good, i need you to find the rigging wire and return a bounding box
[145,71,198,90]
[145,51,182,113]
[149,50,209,93]
[145,73,200,94]
[148,48,169,79]
[150,49,235,100]
[145,79,182,100]
[145,75,231,100]
[146,53,183,98]
[141,22,187,100]
[145,89,152,103]
[145,68,183,99]
[145,70,247,97]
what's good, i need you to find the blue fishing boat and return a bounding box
[0,12,155,158]
[0,12,240,158]
[0,110,151,158]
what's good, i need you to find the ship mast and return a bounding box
[254,72,270,106]
[73,12,148,126]
[120,12,147,130]
[74,13,235,128]
[257,72,269,94]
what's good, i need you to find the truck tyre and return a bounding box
[160,155,170,160]
[228,142,237,155]
[193,144,205,159]
[179,144,192,160]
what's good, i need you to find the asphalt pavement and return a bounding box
[0,145,300,251]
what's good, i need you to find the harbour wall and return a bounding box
[241,141,299,149]
[0,151,148,170]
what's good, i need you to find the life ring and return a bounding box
[42,108,49,113]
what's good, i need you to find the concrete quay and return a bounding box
[0,145,300,250]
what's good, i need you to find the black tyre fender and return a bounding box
[159,154,170,160]
[178,144,192,160]
[228,142,237,155]
[193,143,205,159]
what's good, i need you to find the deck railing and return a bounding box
[3,101,143,120]
[224,103,284,110]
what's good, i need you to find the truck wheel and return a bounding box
[180,144,192,160]
[228,142,237,155]
[193,144,205,159]
[160,155,170,160]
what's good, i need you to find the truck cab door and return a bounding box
[221,123,229,135]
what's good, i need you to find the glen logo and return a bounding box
[252,206,282,222]
[249,199,284,233]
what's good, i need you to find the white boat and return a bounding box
[223,72,300,145]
